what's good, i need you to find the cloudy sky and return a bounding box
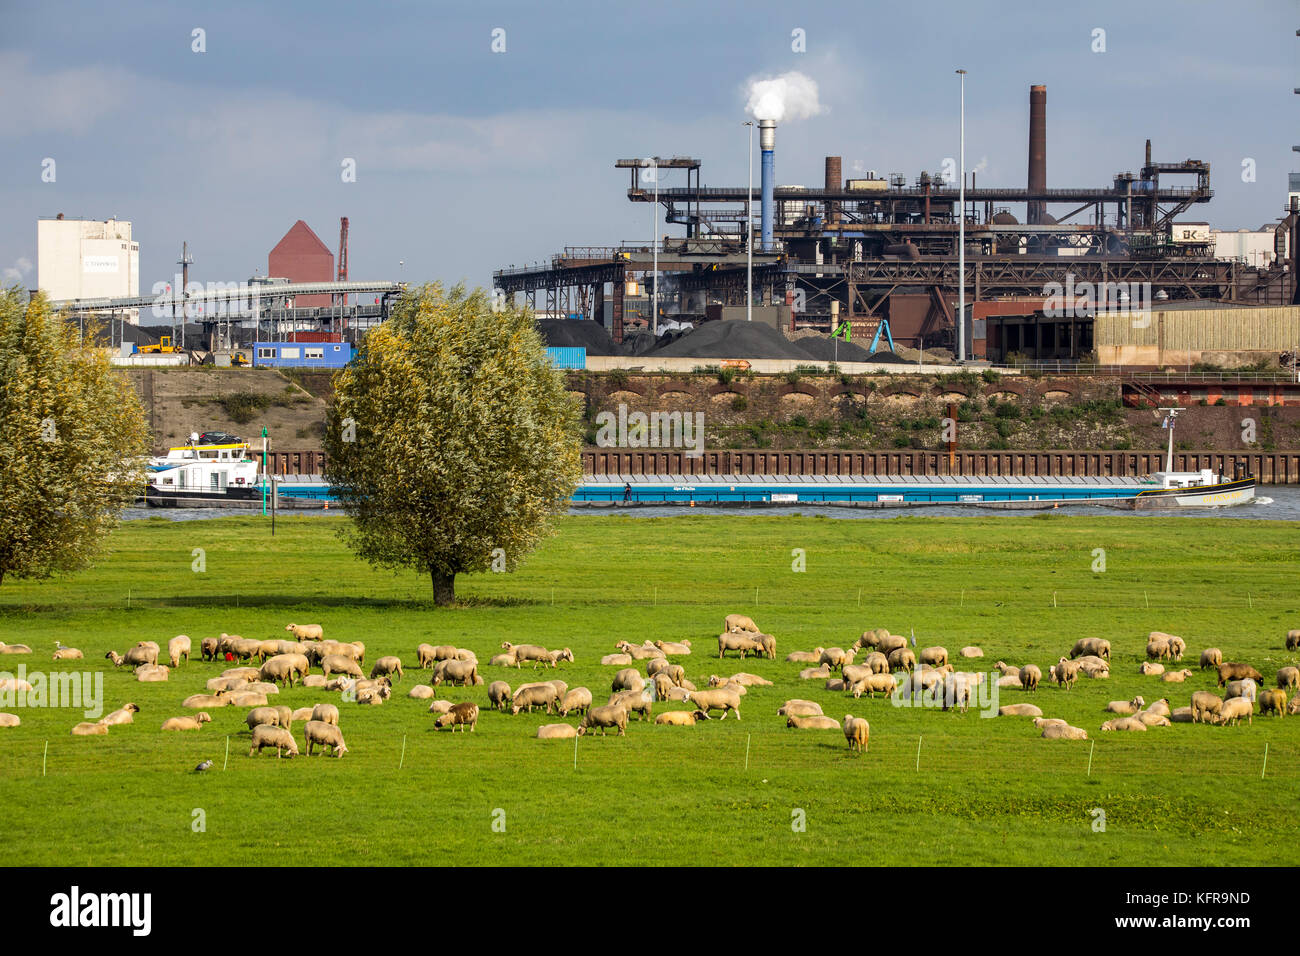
[3,0,1296,312]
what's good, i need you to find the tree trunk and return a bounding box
[431,569,455,606]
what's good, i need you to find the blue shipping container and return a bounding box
[252,341,353,368]
[546,346,587,370]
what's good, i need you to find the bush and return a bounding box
[996,419,1014,439]
[730,395,748,411]
[788,414,809,429]
[219,391,271,424]
[981,369,1001,384]
[605,369,629,388]
[810,419,833,440]
[892,434,911,448]
[994,402,1021,419]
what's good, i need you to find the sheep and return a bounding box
[941,672,978,712]
[1215,697,1254,727]
[1033,717,1068,730]
[688,688,742,720]
[428,700,453,715]
[222,666,260,680]
[259,656,303,688]
[785,648,825,664]
[486,681,513,712]
[843,715,870,752]
[1259,689,1287,717]
[0,677,32,694]
[311,703,340,726]
[1170,707,1195,723]
[369,656,404,682]
[545,648,574,666]
[199,637,219,661]
[994,661,1019,676]
[613,641,664,661]
[1199,648,1223,670]
[707,678,746,696]
[431,659,479,687]
[1217,663,1264,687]
[799,665,832,681]
[318,640,364,664]
[1105,696,1145,715]
[887,648,916,673]
[510,684,559,715]
[578,704,628,736]
[725,672,772,687]
[652,672,677,701]
[559,687,593,717]
[777,700,824,717]
[723,614,759,633]
[1144,698,1171,716]
[1054,657,1081,690]
[537,723,578,738]
[1139,661,1165,676]
[0,714,19,727]
[1167,636,1186,661]
[611,669,645,694]
[842,663,874,685]
[100,703,140,726]
[1289,696,1300,716]
[135,664,170,682]
[316,654,359,680]
[998,703,1043,717]
[1287,629,1300,651]
[785,715,840,730]
[285,623,324,641]
[290,707,316,724]
[1019,664,1041,692]
[502,644,562,668]
[1275,666,1299,691]
[106,644,156,668]
[0,642,32,654]
[1101,716,1148,732]
[848,673,898,699]
[1161,669,1193,683]
[222,637,264,661]
[1137,710,1172,726]
[303,720,348,756]
[1075,657,1110,679]
[1191,691,1224,724]
[654,640,692,656]
[181,693,228,709]
[663,685,694,702]
[407,685,435,701]
[600,653,633,667]
[855,628,888,649]
[1070,637,1110,660]
[161,713,211,731]
[415,644,439,668]
[959,646,983,659]
[817,647,854,671]
[52,647,84,661]
[435,701,479,732]
[245,706,292,732]
[919,646,948,668]
[717,632,765,659]
[226,692,268,708]
[1040,723,1088,740]
[248,724,299,757]
[654,711,697,726]
[608,689,653,721]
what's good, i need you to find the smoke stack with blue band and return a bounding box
[759,119,775,252]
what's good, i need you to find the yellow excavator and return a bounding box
[138,335,182,355]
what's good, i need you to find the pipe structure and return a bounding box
[759,120,775,252]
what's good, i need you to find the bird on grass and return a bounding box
[193,759,213,773]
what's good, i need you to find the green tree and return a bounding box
[0,288,151,587]
[323,284,582,605]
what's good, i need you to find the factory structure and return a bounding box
[37,215,140,323]
[494,85,1299,363]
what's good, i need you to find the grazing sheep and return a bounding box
[510,684,559,715]
[785,715,840,730]
[998,703,1043,717]
[485,681,512,712]
[1287,630,1300,651]
[875,634,908,655]
[135,664,169,683]
[1190,691,1223,723]
[1105,696,1146,715]
[1101,716,1148,732]
[723,614,759,633]
[717,632,765,659]
[1070,637,1111,660]
[100,703,140,726]
[941,672,979,712]
[321,654,364,680]
[1139,661,1165,676]
[645,657,672,678]
[181,694,228,709]
[199,637,219,661]
[754,634,778,660]
[785,648,825,664]
[1161,669,1193,683]
[0,714,19,728]
[611,669,645,694]
[688,688,742,720]
[1054,657,1081,690]
[303,720,348,757]
[1288,696,1300,716]
[432,659,479,687]
[559,687,593,717]
[1258,689,1287,717]
[654,640,692,656]
[415,644,440,669]
[160,713,211,732]
[919,646,948,668]
[435,701,479,732]
[600,653,632,667]
[428,700,453,715]
[777,700,824,717]
[1019,664,1041,692]
[1275,667,1299,691]
[537,723,578,738]
[654,711,697,726]
[887,648,916,673]
[799,665,832,681]
[370,656,404,682]
[1040,723,1088,740]
[545,648,575,666]
[652,672,677,701]
[107,644,157,668]
[52,647,84,661]
[1224,680,1259,703]
[248,724,299,757]
[259,655,305,688]
[311,703,340,726]
[608,689,652,721]
[245,706,292,732]
[663,685,694,702]
[841,663,874,685]
[847,673,898,699]
[578,704,628,736]
[285,623,324,641]
[1167,636,1186,661]
[1199,648,1223,670]
[1145,634,1172,660]
[855,628,887,650]
[819,647,856,670]
[843,715,870,752]
[1215,697,1254,727]
[1217,663,1264,687]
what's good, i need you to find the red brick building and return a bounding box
[268,220,334,307]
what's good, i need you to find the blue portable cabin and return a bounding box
[252,341,353,368]
[545,346,587,370]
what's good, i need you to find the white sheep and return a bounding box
[842,715,870,752]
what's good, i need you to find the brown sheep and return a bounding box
[1258,689,1287,717]
[435,702,479,732]
[1216,662,1264,687]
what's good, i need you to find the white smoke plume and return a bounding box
[745,71,825,122]
[2,256,33,284]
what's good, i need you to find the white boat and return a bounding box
[145,434,263,507]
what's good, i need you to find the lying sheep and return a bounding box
[688,688,742,720]
[723,614,759,633]
[135,664,169,682]
[285,623,324,641]
[960,646,983,658]
[52,646,84,661]
[842,715,870,752]
[611,668,645,694]
[559,687,592,717]
[785,648,825,664]
[226,692,268,708]
[1105,696,1145,715]
[654,711,698,726]
[785,714,840,730]
[1019,664,1041,692]
[613,641,664,661]
[654,640,692,656]
[248,724,299,757]
[428,700,453,715]
[1040,723,1088,740]
[370,656,404,682]
[776,700,823,717]
[1170,707,1195,723]
[1190,691,1223,724]
[578,704,628,736]
[998,703,1043,717]
[707,678,746,697]
[302,675,328,688]
[161,713,211,732]
[1217,662,1264,687]
[1160,669,1193,683]
[1134,711,1171,728]
[0,642,32,654]
[726,672,772,687]
[600,653,632,667]
[207,676,247,693]
[435,702,479,732]
[537,723,578,738]
[1289,696,1300,716]
[1075,657,1110,679]
[662,685,694,702]
[1258,689,1287,717]
[1139,661,1165,676]
[1144,698,1171,716]
[0,714,19,728]
[799,665,832,681]
[291,706,316,723]
[1215,697,1254,727]
[1200,647,1223,670]
[222,666,260,680]
[1275,666,1299,691]
[311,703,339,725]
[100,703,140,726]
[1033,717,1068,731]
[303,720,348,756]
[1101,716,1148,732]
[181,693,228,709]
[407,685,435,700]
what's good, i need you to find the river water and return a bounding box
[123,486,1300,522]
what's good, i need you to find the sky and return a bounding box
[2,0,1297,317]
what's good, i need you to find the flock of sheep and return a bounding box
[2,621,1296,758]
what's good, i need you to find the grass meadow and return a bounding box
[0,512,1296,866]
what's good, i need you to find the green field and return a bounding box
[1,513,1297,866]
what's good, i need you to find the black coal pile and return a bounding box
[534,319,621,356]
[793,334,876,363]
[650,320,808,360]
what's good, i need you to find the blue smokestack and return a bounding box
[759,120,775,252]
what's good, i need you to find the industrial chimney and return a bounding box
[1027,85,1047,225]
[759,120,776,251]
[824,156,842,226]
